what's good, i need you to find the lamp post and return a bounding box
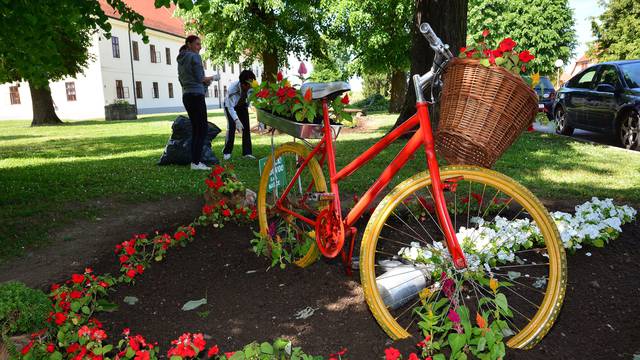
[554,59,564,89]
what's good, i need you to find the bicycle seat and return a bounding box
[300,81,350,100]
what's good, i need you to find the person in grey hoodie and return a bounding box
[177,35,215,170]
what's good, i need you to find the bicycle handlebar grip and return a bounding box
[419,23,442,48]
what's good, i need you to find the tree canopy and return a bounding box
[176,0,326,82]
[468,0,577,75]
[0,0,147,125]
[589,0,640,61]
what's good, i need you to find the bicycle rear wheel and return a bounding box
[360,166,566,349]
[257,142,326,268]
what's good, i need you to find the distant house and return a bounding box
[560,54,596,84]
[0,0,261,120]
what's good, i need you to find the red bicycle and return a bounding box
[257,23,566,350]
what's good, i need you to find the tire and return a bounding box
[360,166,567,350]
[257,142,326,267]
[555,106,574,135]
[618,110,640,150]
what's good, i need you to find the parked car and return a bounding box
[535,76,556,120]
[552,60,640,150]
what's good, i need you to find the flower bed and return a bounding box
[13,168,637,360]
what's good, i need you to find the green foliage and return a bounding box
[589,0,640,61]
[0,1,146,89]
[0,282,49,336]
[322,0,412,77]
[226,339,323,360]
[177,0,326,75]
[352,94,390,113]
[468,0,577,75]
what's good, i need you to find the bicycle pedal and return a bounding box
[306,192,335,201]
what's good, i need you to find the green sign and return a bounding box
[258,156,287,193]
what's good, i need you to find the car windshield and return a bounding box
[620,62,640,88]
[534,77,554,91]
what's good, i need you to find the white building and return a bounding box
[0,0,261,120]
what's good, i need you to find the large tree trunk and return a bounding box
[392,0,468,130]
[261,50,279,83]
[29,82,62,126]
[388,69,408,113]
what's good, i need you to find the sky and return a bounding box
[569,0,604,64]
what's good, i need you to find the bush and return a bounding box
[0,282,50,336]
[352,94,389,112]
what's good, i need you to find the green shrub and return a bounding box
[0,282,50,336]
[352,94,389,112]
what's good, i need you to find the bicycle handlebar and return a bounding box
[413,23,454,102]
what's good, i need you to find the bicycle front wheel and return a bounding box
[257,142,326,268]
[360,166,566,349]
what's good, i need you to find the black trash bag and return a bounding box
[158,115,221,166]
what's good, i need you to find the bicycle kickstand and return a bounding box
[340,227,358,276]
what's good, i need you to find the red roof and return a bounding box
[98,0,186,38]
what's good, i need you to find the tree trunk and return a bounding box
[261,50,279,83]
[392,0,468,130]
[29,82,62,126]
[388,69,408,113]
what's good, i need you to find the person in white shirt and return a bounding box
[223,70,256,160]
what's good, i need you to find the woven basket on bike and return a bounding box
[436,57,538,168]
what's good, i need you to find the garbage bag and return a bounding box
[158,115,221,166]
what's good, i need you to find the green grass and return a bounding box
[1,110,639,262]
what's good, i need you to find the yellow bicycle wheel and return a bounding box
[360,165,566,349]
[257,142,326,268]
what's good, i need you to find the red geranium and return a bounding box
[71,274,84,284]
[498,37,517,52]
[519,49,535,63]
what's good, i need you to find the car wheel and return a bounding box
[555,106,574,135]
[619,110,640,150]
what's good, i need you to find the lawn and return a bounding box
[1,110,638,262]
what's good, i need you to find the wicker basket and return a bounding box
[435,58,538,168]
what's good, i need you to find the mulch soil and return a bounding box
[86,213,640,359]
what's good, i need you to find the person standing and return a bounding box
[223,70,256,160]
[177,35,215,170]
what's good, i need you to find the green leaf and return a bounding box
[260,342,274,354]
[448,333,466,355]
[229,352,246,360]
[480,59,491,67]
[50,351,63,360]
[181,298,207,311]
[495,293,509,314]
[126,347,136,358]
[71,301,82,312]
[434,354,447,360]
[593,239,605,247]
[81,305,91,315]
[477,337,486,352]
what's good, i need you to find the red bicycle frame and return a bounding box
[273,98,467,269]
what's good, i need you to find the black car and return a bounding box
[553,60,640,150]
[535,76,556,120]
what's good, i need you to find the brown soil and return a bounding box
[2,197,639,359]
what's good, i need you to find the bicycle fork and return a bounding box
[414,81,467,269]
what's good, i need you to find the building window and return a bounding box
[150,45,157,63]
[231,63,234,74]
[9,85,20,105]
[165,48,171,65]
[205,87,212,97]
[152,82,159,98]
[223,85,228,98]
[222,63,226,72]
[112,37,120,58]
[65,82,77,101]
[136,81,143,99]
[132,41,139,61]
[168,83,174,98]
[213,64,217,72]
[203,60,207,70]
[214,85,219,98]
[116,80,125,99]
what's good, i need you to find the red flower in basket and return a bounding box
[498,37,517,52]
[519,50,535,63]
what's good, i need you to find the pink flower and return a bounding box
[448,308,461,323]
[298,62,308,75]
[482,29,490,37]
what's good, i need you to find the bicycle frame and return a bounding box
[273,97,467,269]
